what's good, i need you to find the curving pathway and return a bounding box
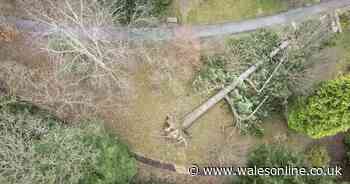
[4,0,350,41]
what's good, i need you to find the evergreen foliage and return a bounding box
[100,0,172,24]
[288,75,350,138]
[0,96,136,184]
[236,144,336,184]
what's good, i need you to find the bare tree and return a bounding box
[0,0,141,121]
[19,0,131,88]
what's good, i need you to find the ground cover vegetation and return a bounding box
[0,96,136,184]
[184,0,321,24]
[186,0,289,24]
[235,144,337,184]
[337,10,350,71]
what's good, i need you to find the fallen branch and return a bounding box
[334,10,343,33]
[182,41,289,130]
[256,55,287,93]
[239,96,269,121]
[224,95,269,126]
[245,79,259,93]
[224,95,241,128]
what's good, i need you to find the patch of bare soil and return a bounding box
[316,134,347,166]
[314,133,350,180]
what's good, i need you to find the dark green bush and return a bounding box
[288,75,350,138]
[245,144,304,169]
[80,125,137,184]
[100,0,172,24]
[236,144,336,184]
[151,0,172,16]
[0,96,136,184]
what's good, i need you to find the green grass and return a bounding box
[184,0,319,24]
[336,32,350,72]
[185,0,289,24]
[335,12,350,73]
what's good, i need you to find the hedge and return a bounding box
[288,75,350,138]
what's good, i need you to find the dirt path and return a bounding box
[3,0,350,41]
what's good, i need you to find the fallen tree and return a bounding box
[182,41,289,130]
[184,14,337,136]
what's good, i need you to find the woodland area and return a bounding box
[0,0,350,184]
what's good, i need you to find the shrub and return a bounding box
[151,0,172,17]
[340,11,350,30]
[305,145,330,167]
[80,123,137,184]
[236,144,336,184]
[288,75,350,138]
[245,144,304,169]
[0,96,136,184]
[101,0,172,24]
[0,96,58,183]
[31,123,101,184]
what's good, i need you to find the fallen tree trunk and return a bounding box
[182,41,289,130]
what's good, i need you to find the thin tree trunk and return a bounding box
[182,41,289,130]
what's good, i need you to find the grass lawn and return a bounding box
[182,0,320,24]
[335,11,350,73]
[335,31,350,73]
